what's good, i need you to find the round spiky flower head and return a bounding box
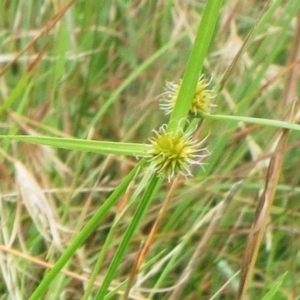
[160,75,213,116]
[147,124,208,181]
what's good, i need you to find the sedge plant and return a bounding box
[1,0,300,299]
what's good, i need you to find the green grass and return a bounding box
[1,1,300,299]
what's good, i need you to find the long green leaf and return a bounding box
[204,114,300,131]
[0,135,150,157]
[169,0,223,131]
[0,72,32,116]
[261,272,287,300]
[29,163,142,300]
[95,175,162,299]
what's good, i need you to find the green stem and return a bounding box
[169,0,223,131]
[203,113,300,131]
[95,175,162,299]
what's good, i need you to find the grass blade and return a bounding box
[28,164,141,300]
[204,113,300,131]
[95,175,162,299]
[169,0,223,130]
[0,135,149,157]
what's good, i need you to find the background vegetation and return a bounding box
[1,0,300,299]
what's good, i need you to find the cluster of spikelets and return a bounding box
[147,124,208,181]
[147,76,213,181]
[159,75,213,116]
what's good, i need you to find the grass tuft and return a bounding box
[1,1,300,299]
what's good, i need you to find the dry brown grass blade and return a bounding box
[122,177,181,300]
[9,111,73,138]
[218,21,253,92]
[237,129,289,299]
[135,178,181,271]
[238,9,300,297]
[0,0,75,76]
[26,43,49,73]
[0,245,148,300]
[218,2,271,94]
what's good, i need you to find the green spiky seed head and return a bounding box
[160,76,213,116]
[147,124,208,181]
